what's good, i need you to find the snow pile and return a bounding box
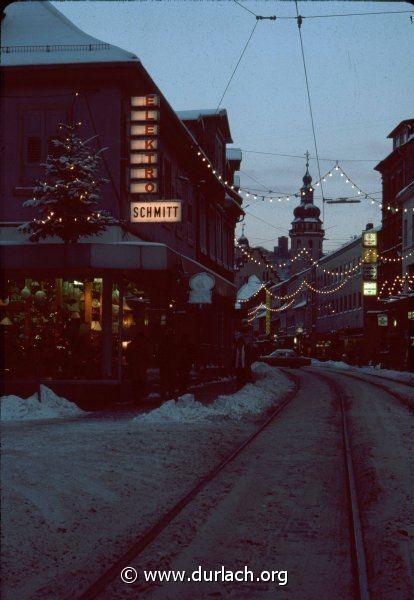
[311,359,414,384]
[1,386,85,422]
[134,363,293,423]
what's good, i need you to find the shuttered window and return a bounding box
[27,136,42,163]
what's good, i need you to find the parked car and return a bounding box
[260,348,311,368]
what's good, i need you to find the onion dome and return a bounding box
[293,203,306,219]
[304,203,320,218]
[237,225,249,247]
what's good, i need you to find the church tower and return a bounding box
[289,153,324,274]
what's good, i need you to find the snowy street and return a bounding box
[2,363,413,599]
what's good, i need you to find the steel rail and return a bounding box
[77,371,300,599]
[314,368,414,414]
[310,370,371,600]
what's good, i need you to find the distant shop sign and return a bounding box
[188,272,215,304]
[362,265,378,281]
[377,314,388,327]
[363,281,377,296]
[130,201,181,223]
[362,231,377,247]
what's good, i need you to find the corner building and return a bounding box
[0,2,243,401]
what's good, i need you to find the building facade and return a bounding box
[0,1,244,399]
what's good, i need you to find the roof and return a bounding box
[237,275,262,301]
[176,108,233,143]
[396,180,414,203]
[1,1,138,67]
[387,119,414,139]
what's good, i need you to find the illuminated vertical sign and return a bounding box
[361,228,378,296]
[129,95,159,197]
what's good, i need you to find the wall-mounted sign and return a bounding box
[362,227,378,296]
[188,272,215,304]
[362,231,377,247]
[129,94,160,203]
[362,265,378,281]
[377,314,388,326]
[363,281,377,296]
[130,201,181,223]
[362,248,378,264]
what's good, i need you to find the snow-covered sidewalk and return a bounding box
[311,359,414,384]
[1,364,293,600]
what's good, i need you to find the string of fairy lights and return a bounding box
[236,237,414,275]
[378,273,414,299]
[235,238,362,277]
[238,161,414,214]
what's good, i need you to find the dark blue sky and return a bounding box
[53,1,414,252]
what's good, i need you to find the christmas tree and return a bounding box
[21,123,115,243]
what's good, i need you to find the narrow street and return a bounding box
[2,365,412,599]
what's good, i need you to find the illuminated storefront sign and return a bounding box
[129,94,159,199]
[362,248,378,264]
[362,227,378,295]
[363,281,377,296]
[362,231,377,247]
[130,201,181,223]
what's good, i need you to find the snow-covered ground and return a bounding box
[1,385,85,421]
[311,359,414,384]
[1,364,294,599]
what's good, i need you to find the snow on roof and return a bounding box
[1,1,138,67]
[176,109,228,121]
[237,274,263,301]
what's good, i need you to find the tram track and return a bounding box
[76,367,412,599]
[77,371,301,599]
[309,370,371,600]
[313,367,414,413]
[310,368,414,600]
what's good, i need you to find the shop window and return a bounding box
[1,277,123,381]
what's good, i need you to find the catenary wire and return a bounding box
[216,19,259,111]
[295,1,325,219]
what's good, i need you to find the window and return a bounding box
[208,205,216,259]
[27,136,42,164]
[308,239,313,248]
[21,109,67,183]
[199,196,207,254]
[216,212,222,263]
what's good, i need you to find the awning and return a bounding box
[1,226,236,300]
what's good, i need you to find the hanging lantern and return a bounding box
[112,304,119,316]
[0,297,10,307]
[112,289,120,304]
[21,286,31,299]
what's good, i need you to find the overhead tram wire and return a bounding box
[242,150,381,163]
[233,0,258,18]
[295,1,325,221]
[216,19,259,112]
[232,3,412,20]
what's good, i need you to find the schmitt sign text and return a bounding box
[130,201,182,223]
